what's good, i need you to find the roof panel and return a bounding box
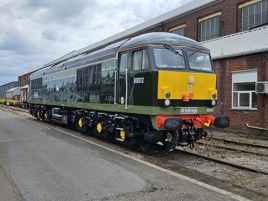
[202,26,268,60]
[118,32,208,51]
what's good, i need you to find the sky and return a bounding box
[0,0,193,86]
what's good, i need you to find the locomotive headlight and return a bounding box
[165,92,171,99]
[212,93,217,99]
[189,76,195,84]
[211,99,217,106]
[164,99,170,106]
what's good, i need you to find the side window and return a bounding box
[142,49,149,70]
[119,53,128,73]
[31,78,42,89]
[133,50,142,70]
[76,64,101,92]
[132,49,149,71]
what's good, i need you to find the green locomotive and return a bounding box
[29,32,229,151]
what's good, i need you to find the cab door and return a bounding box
[117,48,152,109]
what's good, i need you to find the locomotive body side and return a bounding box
[29,32,229,151]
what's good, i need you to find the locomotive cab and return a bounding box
[116,33,229,150]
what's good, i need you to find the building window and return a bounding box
[169,24,186,36]
[200,15,220,41]
[240,0,268,31]
[232,71,257,109]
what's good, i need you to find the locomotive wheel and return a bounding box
[93,122,114,142]
[115,129,142,150]
[130,135,143,150]
[36,110,42,120]
[44,111,50,122]
[75,118,88,133]
[139,139,152,152]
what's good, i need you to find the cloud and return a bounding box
[0,0,193,85]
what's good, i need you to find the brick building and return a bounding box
[25,0,268,134]
[82,0,268,134]
[18,72,33,107]
[203,26,268,133]
[131,0,268,134]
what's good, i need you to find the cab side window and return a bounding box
[132,49,149,70]
[119,53,128,73]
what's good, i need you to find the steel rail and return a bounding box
[175,148,268,175]
[212,136,268,149]
[197,141,268,157]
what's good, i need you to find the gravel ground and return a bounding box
[169,149,268,197]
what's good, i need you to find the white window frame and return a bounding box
[232,70,257,110]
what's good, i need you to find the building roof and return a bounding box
[6,87,21,92]
[201,25,268,60]
[34,0,217,69]
[78,0,216,53]
[20,84,28,89]
[0,81,18,88]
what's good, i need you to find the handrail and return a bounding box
[125,69,129,109]
[114,70,117,104]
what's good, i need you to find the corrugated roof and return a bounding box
[201,25,268,60]
[20,84,28,89]
[35,0,217,69]
[6,87,21,92]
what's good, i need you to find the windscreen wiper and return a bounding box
[188,50,197,57]
[164,44,182,56]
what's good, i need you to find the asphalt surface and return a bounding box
[0,110,250,201]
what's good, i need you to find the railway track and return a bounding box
[175,147,268,175]
[212,136,268,148]
[176,135,268,176]
[197,140,268,156]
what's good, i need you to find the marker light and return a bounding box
[212,93,217,99]
[211,100,216,106]
[164,99,170,106]
[189,76,195,84]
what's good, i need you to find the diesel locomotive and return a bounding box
[29,32,229,152]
